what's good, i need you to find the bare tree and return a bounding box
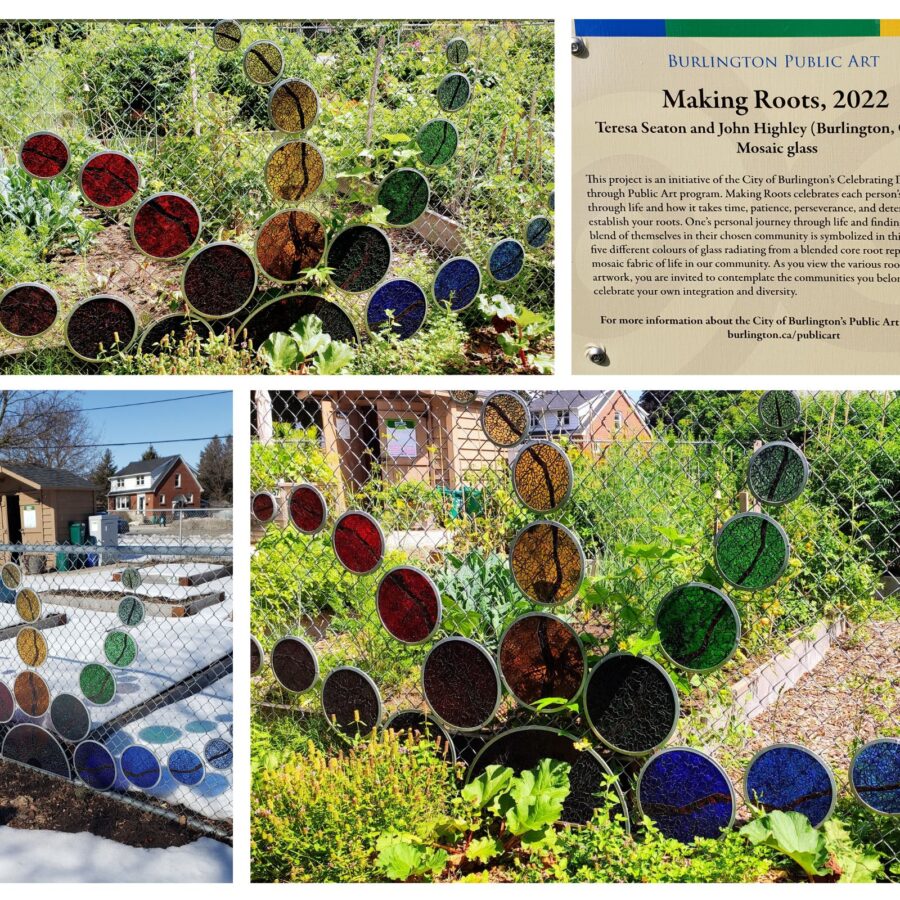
[0,391,98,474]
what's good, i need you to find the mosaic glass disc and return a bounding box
[19,132,69,179]
[1,562,21,590]
[467,727,630,829]
[481,390,529,447]
[417,119,458,167]
[243,40,284,85]
[326,225,392,293]
[121,744,162,790]
[656,583,741,673]
[250,635,263,675]
[241,295,360,350]
[433,257,481,311]
[80,663,116,706]
[0,681,14,724]
[251,491,277,523]
[715,512,790,591]
[512,440,573,512]
[525,216,552,249]
[132,193,201,260]
[322,667,383,734]
[0,283,58,338]
[4,724,70,779]
[850,738,900,815]
[79,151,140,209]
[204,737,234,770]
[446,38,469,65]
[449,390,477,404]
[121,568,142,590]
[255,209,327,283]
[118,595,145,627]
[376,566,442,644]
[509,520,584,605]
[288,484,327,534]
[637,748,736,843]
[385,711,456,762]
[747,441,809,506]
[14,671,50,717]
[488,238,525,282]
[65,296,138,362]
[73,740,116,790]
[182,242,257,318]
[269,78,319,133]
[212,19,242,51]
[378,169,430,227]
[265,141,325,201]
[49,693,91,743]
[498,613,585,711]
[366,279,428,339]
[745,744,836,826]
[104,631,138,668]
[168,748,206,786]
[422,637,501,731]
[15,587,42,624]
[16,627,47,667]
[138,314,211,354]
[332,510,384,575]
[437,73,471,112]
[270,636,318,692]
[758,390,802,431]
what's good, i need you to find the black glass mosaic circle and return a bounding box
[377,169,430,227]
[49,693,91,743]
[366,279,427,339]
[437,73,471,112]
[332,510,384,575]
[0,283,59,338]
[326,225,392,293]
[65,295,138,362]
[745,744,836,826]
[417,119,458,167]
[433,257,481,311]
[747,442,809,506]
[481,390,529,447]
[509,520,585,605]
[269,78,319,133]
[270,636,318,693]
[3,724,70,779]
[73,739,116,790]
[758,390,802,431]
[0,681,14,724]
[138,314,212,354]
[213,20,242,52]
[584,653,679,755]
[243,40,284,85]
[512,440,573,512]
[321,667,382,735]
[250,635,263,675]
[241,295,359,351]
[182,242,257,319]
[376,566,442,644]
[422,637,501,731]
[385,710,456,762]
[715,512,790,591]
[525,216,552,249]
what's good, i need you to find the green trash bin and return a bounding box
[69,522,87,545]
[55,551,69,572]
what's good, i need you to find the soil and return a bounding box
[0,757,231,847]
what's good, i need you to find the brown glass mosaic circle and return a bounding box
[449,390,477,404]
[16,627,48,668]
[132,193,201,260]
[265,141,325,202]
[138,314,212,354]
[288,484,327,534]
[321,667,382,734]
[243,40,284,85]
[498,613,585,710]
[19,132,69,179]
[422,637,501,731]
[333,511,384,575]
[251,491,276,523]
[376,566,442,644]
[255,210,327,283]
[509,521,584,605]
[14,671,50,717]
[482,391,529,448]
[0,283,58,338]
[182,242,257,318]
[250,635,263,675]
[65,295,137,362]
[213,20,242,51]
[241,295,359,350]
[80,151,140,209]
[512,441,573,512]
[271,636,318,693]
[269,78,319,132]
[15,588,41,624]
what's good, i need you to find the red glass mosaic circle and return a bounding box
[377,566,441,643]
[288,484,327,534]
[333,511,383,575]
[252,492,276,523]
[0,283,58,337]
[20,132,69,178]
[80,151,140,208]
[132,193,201,260]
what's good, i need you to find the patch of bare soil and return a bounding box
[464,326,554,374]
[0,758,231,847]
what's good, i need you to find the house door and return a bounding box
[4,495,22,561]
[137,495,146,514]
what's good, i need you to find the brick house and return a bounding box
[527,390,651,449]
[108,455,203,516]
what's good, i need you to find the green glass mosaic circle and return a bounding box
[118,595,145,627]
[416,119,458,167]
[437,73,471,112]
[446,38,469,65]
[758,391,801,431]
[715,513,790,591]
[377,169,430,227]
[747,442,809,506]
[121,568,142,590]
[104,631,138,668]
[656,583,741,672]
[80,663,116,705]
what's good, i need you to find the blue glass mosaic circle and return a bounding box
[851,738,900,815]
[637,748,736,843]
[433,257,481,312]
[745,744,836,826]
[525,216,552,249]
[366,279,427,339]
[488,239,525,282]
[121,744,162,790]
[74,740,117,791]
[168,748,206,787]
[205,737,234,770]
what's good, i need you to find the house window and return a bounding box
[614,410,624,431]
[115,496,129,510]
[115,478,125,488]
[188,494,194,504]
[175,473,182,488]
[159,494,165,506]
[137,475,146,486]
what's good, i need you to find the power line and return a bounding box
[78,391,231,412]
[3,435,233,452]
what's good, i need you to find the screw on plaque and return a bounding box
[572,36,588,58]
[585,344,610,367]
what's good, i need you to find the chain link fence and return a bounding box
[250,388,899,879]
[0,532,233,837]
[0,19,554,375]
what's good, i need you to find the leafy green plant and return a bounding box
[477,293,552,372]
[258,315,356,375]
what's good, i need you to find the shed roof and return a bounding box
[0,461,95,491]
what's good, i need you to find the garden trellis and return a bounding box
[0,20,554,374]
[0,516,233,837]
[250,389,900,879]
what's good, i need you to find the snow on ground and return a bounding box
[0,828,232,882]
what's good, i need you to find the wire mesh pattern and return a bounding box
[0,536,233,836]
[250,389,900,874]
[0,20,554,374]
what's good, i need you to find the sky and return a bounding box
[65,391,233,468]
